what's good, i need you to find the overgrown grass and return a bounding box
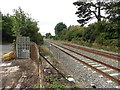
[39,45,51,56]
[71,85,80,90]
[92,43,119,53]
[69,40,119,53]
[55,39,119,53]
[77,78,81,82]
[46,76,66,88]
[34,84,40,88]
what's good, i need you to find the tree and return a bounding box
[105,1,120,23]
[45,33,52,38]
[0,12,2,30]
[105,1,120,43]
[12,7,27,36]
[2,14,15,43]
[54,22,67,35]
[31,32,43,45]
[73,0,109,26]
[12,7,43,44]
[1,7,43,44]
[65,25,85,41]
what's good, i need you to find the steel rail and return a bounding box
[62,43,120,61]
[50,41,120,72]
[39,52,66,78]
[50,40,120,72]
[48,41,120,85]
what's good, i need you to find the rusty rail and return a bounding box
[48,41,120,85]
[39,52,66,79]
[63,43,120,61]
[51,41,120,72]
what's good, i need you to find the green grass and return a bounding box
[71,85,80,90]
[77,79,81,82]
[34,84,40,88]
[63,40,119,53]
[39,45,51,56]
[46,76,66,88]
[91,43,119,53]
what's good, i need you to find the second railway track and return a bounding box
[62,43,120,61]
[46,40,120,88]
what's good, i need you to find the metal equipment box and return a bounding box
[16,37,30,58]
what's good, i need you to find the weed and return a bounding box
[47,81,65,88]
[34,84,40,88]
[63,40,119,53]
[39,45,51,56]
[71,85,80,90]
[46,76,66,88]
[77,79,81,82]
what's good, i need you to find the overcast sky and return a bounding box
[0,0,96,35]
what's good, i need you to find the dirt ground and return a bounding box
[1,52,77,89]
[0,44,85,89]
[1,59,40,89]
[1,45,40,89]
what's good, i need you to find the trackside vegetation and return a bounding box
[52,21,119,52]
[1,7,43,45]
[47,1,120,52]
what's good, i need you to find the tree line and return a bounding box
[46,1,119,51]
[1,7,43,45]
[54,21,119,47]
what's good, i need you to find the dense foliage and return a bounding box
[73,0,119,26]
[54,22,67,35]
[2,8,43,44]
[83,21,119,47]
[50,1,119,52]
[45,33,52,38]
[54,20,119,48]
[2,14,15,43]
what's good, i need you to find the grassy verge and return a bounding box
[39,45,51,56]
[34,84,41,88]
[46,75,66,88]
[59,40,119,53]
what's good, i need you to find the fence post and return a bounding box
[38,47,44,88]
[30,42,44,88]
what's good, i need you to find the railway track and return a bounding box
[47,40,120,86]
[62,43,120,61]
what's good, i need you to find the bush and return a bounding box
[104,39,119,47]
[55,21,119,49]
[82,24,96,43]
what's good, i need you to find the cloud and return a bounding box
[0,0,80,35]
